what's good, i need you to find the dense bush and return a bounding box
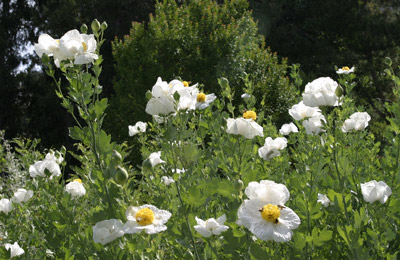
[106,0,298,145]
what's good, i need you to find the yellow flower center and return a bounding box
[56,39,60,44]
[135,208,155,226]
[73,178,82,183]
[183,81,189,87]
[243,110,257,120]
[260,204,280,223]
[342,66,350,71]
[197,93,206,103]
[82,42,88,52]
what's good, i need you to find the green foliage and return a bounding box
[106,0,298,145]
[250,0,400,139]
[1,20,400,259]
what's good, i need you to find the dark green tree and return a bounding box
[249,0,400,136]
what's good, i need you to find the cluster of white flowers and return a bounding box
[289,101,326,135]
[93,204,171,245]
[34,29,98,67]
[0,188,33,214]
[258,137,288,160]
[145,77,216,118]
[29,151,64,179]
[128,121,147,136]
[237,180,300,242]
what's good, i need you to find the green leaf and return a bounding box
[249,244,266,260]
[69,126,83,141]
[53,221,67,232]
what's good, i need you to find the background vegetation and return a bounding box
[1,0,400,153]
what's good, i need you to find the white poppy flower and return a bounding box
[258,137,288,160]
[302,77,341,107]
[161,176,175,186]
[279,123,299,135]
[12,189,33,204]
[342,112,371,132]
[195,93,216,110]
[145,78,177,116]
[0,198,12,214]
[148,151,165,168]
[336,66,355,74]
[226,118,263,139]
[4,242,24,258]
[92,219,125,245]
[128,121,147,136]
[194,214,229,237]
[237,180,300,242]
[29,156,61,179]
[54,29,98,66]
[65,179,86,198]
[317,193,331,207]
[289,101,322,121]
[361,180,392,204]
[34,34,59,58]
[123,204,172,234]
[302,115,326,135]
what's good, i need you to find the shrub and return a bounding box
[106,0,298,145]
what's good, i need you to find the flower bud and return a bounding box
[335,85,343,97]
[145,90,153,100]
[101,21,108,31]
[219,77,229,89]
[114,166,128,185]
[80,24,88,34]
[112,150,123,163]
[91,19,101,33]
[234,179,244,191]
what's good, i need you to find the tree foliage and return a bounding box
[249,0,400,137]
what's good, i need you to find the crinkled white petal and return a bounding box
[148,151,165,168]
[65,181,86,198]
[244,180,290,205]
[302,77,340,107]
[12,189,33,204]
[279,122,298,135]
[289,101,322,121]
[226,118,263,139]
[92,219,124,245]
[5,242,24,258]
[317,193,331,207]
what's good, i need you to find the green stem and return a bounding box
[175,181,201,260]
